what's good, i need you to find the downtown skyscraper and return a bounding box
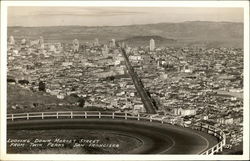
[150,39,155,51]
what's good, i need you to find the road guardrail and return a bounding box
[7,111,226,155]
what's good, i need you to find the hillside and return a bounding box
[119,35,176,47]
[7,84,86,113]
[7,84,112,113]
[8,21,243,48]
[7,84,64,113]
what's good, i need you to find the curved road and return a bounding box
[7,119,218,154]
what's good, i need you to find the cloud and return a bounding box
[9,7,146,17]
[8,7,243,27]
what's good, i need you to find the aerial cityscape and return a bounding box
[5,6,244,155]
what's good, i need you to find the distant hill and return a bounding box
[8,21,243,48]
[119,35,176,47]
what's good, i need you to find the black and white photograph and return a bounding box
[0,1,249,161]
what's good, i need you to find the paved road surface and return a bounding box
[120,47,157,114]
[8,119,218,154]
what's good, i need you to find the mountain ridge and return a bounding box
[8,21,243,48]
[8,21,243,28]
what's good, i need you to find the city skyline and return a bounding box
[8,7,243,27]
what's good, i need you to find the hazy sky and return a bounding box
[8,7,243,26]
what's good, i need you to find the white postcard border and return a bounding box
[1,1,249,161]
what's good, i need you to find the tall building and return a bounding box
[121,42,126,48]
[21,39,26,45]
[49,45,56,52]
[149,39,155,51]
[104,44,108,51]
[9,36,15,45]
[39,36,44,49]
[94,38,99,46]
[72,39,79,52]
[111,39,116,47]
[108,39,116,48]
[20,39,27,50]
[39,36,44,44]
[102,44,109,54]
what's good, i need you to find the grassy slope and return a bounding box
[7,84,112,114]
[7,84,61,105]
[7,84,64,113]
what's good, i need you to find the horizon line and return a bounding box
[7,20,243,28]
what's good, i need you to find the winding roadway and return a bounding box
[7,119,219,154]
